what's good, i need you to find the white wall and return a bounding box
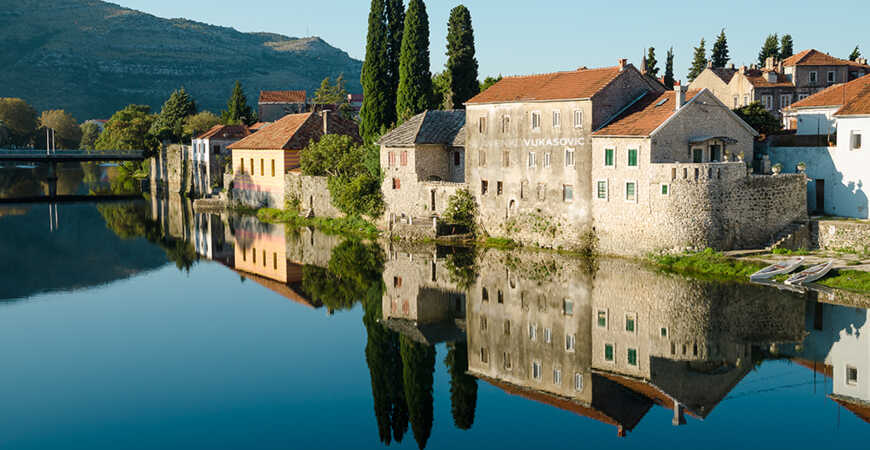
[794,107,839,135]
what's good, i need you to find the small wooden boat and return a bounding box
[750,257,805,281]
[786,260,834,285]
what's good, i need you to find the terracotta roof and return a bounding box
[195,124,250,140]
[228,111,360,151]
[248,122,271,132]
[743,69,793,88]
[789,75,870,109]
[835,85,870,116]
[378,110,466,147]
[783,49,850,67]
[466,66,623,104]
[259,90,307,104]
[592,90,700,136]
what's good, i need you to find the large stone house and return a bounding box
[229,110,359,208]
[190,124,250,196]
[258,90,308,122]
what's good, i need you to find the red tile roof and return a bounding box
[229,113,314,150]
[466,66,623,104]
[248,122,271,132]
[783,49,870,70]
[592,90,700,136]
[789,75,870,109]
[835,85,870,116]
[259,90,307,104]
[743,69,794,88]
[195,124,250,140]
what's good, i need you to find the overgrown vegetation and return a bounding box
[443,247,479,291]
[650,248,766,281]
[443,188,477,233]
[771,248,812,255]
[734,102,782,136]
[819,270,870,293]
[258,207,379,239]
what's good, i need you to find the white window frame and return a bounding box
[529,323,537,341]
[528,151,537,168]
[597,309,608,328]
[846,365,858,386]
[780,94,792,108]
[574,372,584,391]
[531,111,542,131]
[660,183,670,197]
[809,71,818,84]
[625,180,638,203]
[553,110,561,128]
[573,110,583,128]
[563,184,574,203]
[544,152,551,168]
[553,368,562,385]
[563,298,574,315]
[544,327,552,344]
[827,71,836,83]
[761,95,774,110]
[596,179,609,201]
[660,327,669,338]
[565,148,575,167]
[625,312,637,334]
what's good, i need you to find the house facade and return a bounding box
[258,90,308,122]
[190,124,250,196]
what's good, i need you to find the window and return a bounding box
[553,110,561,128]
[661,184,670,196]
[565,148,575,167]
[250,158,254,176]
[544,327,552,344]
[392,178,401,189]
[625,182,637,202]
[454,151,461,166]
[520,181,528,199]
[400,151,408,166]
[604,148,615,167]
[743,95,749,106]
[497,290,504,304]
[573,110,583,128]
[761,95,773,110]
[827,71,836,83]
[252,247,257,264]
[480,317,487,331]
[528,152,536,168]
[798,93,810,101]
[692,147,704,163]
[574,373,584,391]
[482,287,489,302]
[851,132,862,150]
[536,183,546,201]
[733,96,739,108]
[563,298,574,315]
[480,348,489,364]
[240,158,245,173]
[553,368,562,385]
[503,352,512,370]
[478,150,487,167]
[497,181,503,196]
[481,180,488,195]
[846,366,858,385]
[502,151,510,167]
[780,94,792,108]
[260,159,264,176]
[809,71,818,84]
[388,151,396,167]
[627,148,638,167]
[566,334,576,352]
[544,152,551,168]
[625,314,636,333]
[628,348,638,366]
[661,327,668,337]
[479,116,487,134]
[597,310,607,328]
[532,361,542,380]
[271,159,275,177]
[504,320,511,336]
[502,116,510,133]
[531,112,542,130]
[604,344,614,362]
[273,253,278,270]
[563,184,574,202]
[597,180,608,200]
[529,324,537,341]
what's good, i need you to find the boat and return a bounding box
[785,260,835,286]
[749,257,805,281]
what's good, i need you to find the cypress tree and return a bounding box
[663,47,675,88]
[385,0,405,124]
[688,38,708,82]
[711,29,730,68]
[445,341,478,430]
[780,34,795,59]
[849,45,861,61]
[645,47,659,78]
[360,0,391,143]
[445,5,479,109]
[396,0,433,123]
[401,336,435,450]
[221,81,254,126]
[758,34,780,66]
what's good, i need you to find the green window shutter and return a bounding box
[628,149,638,166]
[628,348,637,366]
[605,149,613,166]
[605,344,614,361]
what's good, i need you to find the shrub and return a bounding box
[444,188,477,232]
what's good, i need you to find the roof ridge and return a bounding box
[412,110,428,144]
[501,65,619,80]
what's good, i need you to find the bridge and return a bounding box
[0,149,146,162]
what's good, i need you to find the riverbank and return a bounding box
[257,208,379,240]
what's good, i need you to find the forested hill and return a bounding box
[0,0,362,120]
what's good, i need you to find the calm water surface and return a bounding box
[0,168,868,449]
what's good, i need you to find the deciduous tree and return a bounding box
[687,38,708,82]
[734,102,782,136]
[39,110,82,149]
[479,75,502,92]
[79,122,101,150]
[183,111,221,140]
[445,5,479,109]
[396,0,433,123]
[94,105,158,153]
[0,98,37,146]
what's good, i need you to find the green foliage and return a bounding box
[819,270,870,293]
[396,0,433,123]
[94,104,159,154]
[444,248,479,292]
[183,111,221,140]
[483,237,519,249]
[734,102,783,136]
[445,5,479,109]
[780,35,795,59]
[360,0,394,143]
[400,335,435,450]
[302,240,385,311]
[758,33,780,66]
[314,75,350,105]
[711,29,729,68]
[0,97,38,145]
[645,47,659,78]
[771,248,811,255]
[385,0,405,124]
[663,47,675,88]
[650,248,766,281]
[39,109,82,149]
[329,173,385,218]
[445,341,477,430]
[431,71,451,110]
[479,75,502,93]
[849,45,861,61]
[221,81,255,126]
[300,135,384,217]
[443,188,477,232]
[301,134,361,177]
[688,38,707,82]
[150,87,197,143]
[98,202,149,239]
[258,208,380,239]
[79,122,101,150]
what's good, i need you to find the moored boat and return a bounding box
[749,257,805,281]
[785,260,834,286]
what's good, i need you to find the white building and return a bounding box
[190,124,250,196]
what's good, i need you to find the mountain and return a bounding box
[0,0,363,120]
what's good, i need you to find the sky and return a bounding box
[116,0,869,82]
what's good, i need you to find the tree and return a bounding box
[431,72,451,110]
[183,111,221,140]
[94,105,158,153]
[663,47,675,88]
[780,34,795,59]
[221,81,255,126]
[400,336,435,450]
[479,75,502,92]
[364,290,408,445]
[39,110,82,149]
[734,102,783,136]
[0,98,38,145]
[645,47,659,78]
[314,75,350,105]
[849,45,861,61]
[445,341,477,430]
[758,34,780,66]
[301,135,384,217]
[444,188,477,233]
[445,5,479,109]
[396,0,433,123]
[687,38,708,82]
[360,0,392,143]
[385,0,405,123]
[711,29,729,68]
[151,88,197,143]
[79,122,101,150]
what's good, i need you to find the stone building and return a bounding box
[190,124,250,196]
[228,110,359,208]
[379,110,467,229]
[258,90,308,122]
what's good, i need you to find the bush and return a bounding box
[444,188,477,232]
[301,135,384,218]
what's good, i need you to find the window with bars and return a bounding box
[597,180,608,200]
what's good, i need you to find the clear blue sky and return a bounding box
[118,0,868,82]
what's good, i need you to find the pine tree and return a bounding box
[221,81,254,126]
[396,0,433,123]
[849,45,861,61]
[385,0,405,123]
[688,38,708,82]
[663,47,675,88]
[360,0,392,142]
[780,34,795,59]
[711,29,729,68]
[151,87,196,142]
[445,5,479,109]
[645,47,659,78]
[758,34,780,67]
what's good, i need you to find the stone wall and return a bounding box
[150,144,191,194]
[284,172,343,218]
[816,219,870,252]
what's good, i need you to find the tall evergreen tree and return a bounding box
[385,0,405,123]
[758,34,780,66]
[663,47,675,88]
[364,288,408,445]
[711,29,730,68]
[445,341,478,430]
[849,45,861,61]
[151,87,196,142]
[221,81,254,126]
[396,0,433,123]
[780,34,795,59]
[401,336,435,450]
[445,5,479,109]
[645,47,659,78]
[687,38,708,82]
[360,0,391,143]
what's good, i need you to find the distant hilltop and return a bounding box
[0,0,362,120]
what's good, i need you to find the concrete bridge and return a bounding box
[0,149,146,162]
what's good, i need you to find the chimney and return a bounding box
[706,60,713,69]
[739,65,747,74]
[321,109,331,134]
[674,81,687,111]
[765,56,776,70]
[729,63,736,69]
[618,58,627,72]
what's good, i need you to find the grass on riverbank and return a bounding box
[649,248,766,281]
[257,208,379,239]
[819,270,870,293]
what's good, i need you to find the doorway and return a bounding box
[692,148,704,163]
[815,179,825,214]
